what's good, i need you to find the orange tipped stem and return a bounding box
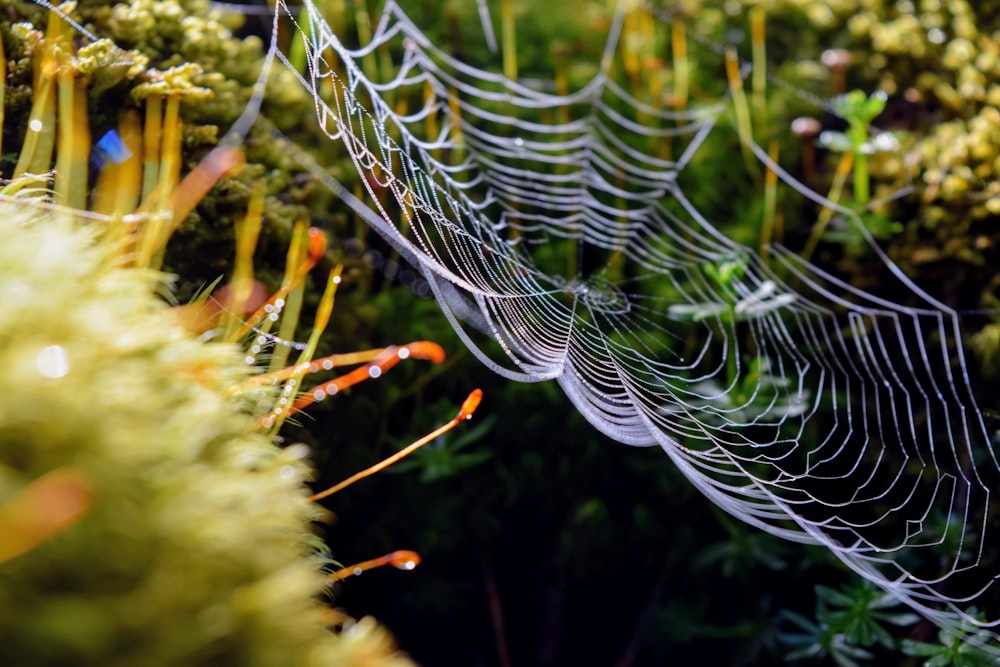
[328,549,422,582]
[171,146,246,227]
[256,341,446,428]
[0,469,90,564]
[241,340,445,393]
[310,389,483,502]
[272,342,444,420]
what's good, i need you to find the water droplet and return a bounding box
[313,389,327,401]
[333,275,342,284]
[368,367,382,379]
[286,443,311,459]
[278,465,296,480]
[397,347,411,360]
[35,345,69,378]
[29,119,43,133]
[322,359,334,370]
[268,313,279,322]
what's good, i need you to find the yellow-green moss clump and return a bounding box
[0,203,413,666]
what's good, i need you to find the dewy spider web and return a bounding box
[244,0,1000,646]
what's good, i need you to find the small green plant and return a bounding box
[777,582,920,666]
[902,624,998,667]
[822,89,889,208]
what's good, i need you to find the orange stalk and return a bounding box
[0,469,90,564]
[310,389,483,502]
[240,340,445,395]
[284,342,445,416]
[170,145,246,227]
[328,550,422,582]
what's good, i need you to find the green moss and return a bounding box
[0,202,414,666]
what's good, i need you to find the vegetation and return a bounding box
[2,0,1000,665]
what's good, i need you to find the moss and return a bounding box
[0,4,416,663]
[0,202,414,666]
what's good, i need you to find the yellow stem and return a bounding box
[13,54,56,178]
[137,94,183,270]
[225,179,265,340]
[750,7,767,138]
[622,6,639,86]
[267,222,310,374]
[140,95,161,202]
[801,151,854,264]
[267,265,343,434]
[670,21,687,109]
[113,110,143,215]
[725,47,758,180]
[54,70,90,211]
[448,87,466,163]
[760,140,780,263]
[501,0,517,81]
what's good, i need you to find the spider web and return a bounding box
[241,0,1000,645]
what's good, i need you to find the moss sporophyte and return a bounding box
[0,4,483,665]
